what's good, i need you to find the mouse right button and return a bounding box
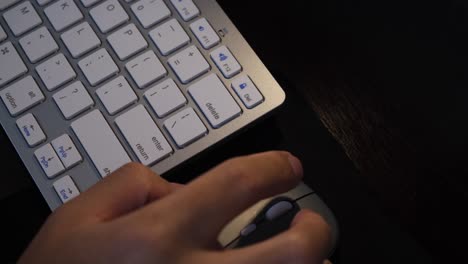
[296,194,339,254]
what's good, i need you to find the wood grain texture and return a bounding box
[220,0,468,262]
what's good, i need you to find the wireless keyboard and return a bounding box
[0,0,285,210]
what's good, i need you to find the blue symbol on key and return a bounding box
[219,53,228,61]
[23,126,31,137]
[239,83,248,89]
[60,189,69,200]
[59,146,68,159]
[40,156,49,168]
[199,25,205,32]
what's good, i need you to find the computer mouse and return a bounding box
[218,182,339,256]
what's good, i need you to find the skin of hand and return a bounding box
[18,151,332,264]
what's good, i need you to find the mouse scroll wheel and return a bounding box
[265,201,294,221]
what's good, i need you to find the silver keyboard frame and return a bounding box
[0,0,285,210]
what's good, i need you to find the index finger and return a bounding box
[148,151,303,243]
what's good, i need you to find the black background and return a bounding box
[3,0,468,262]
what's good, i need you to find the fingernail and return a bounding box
[288,154,303,177]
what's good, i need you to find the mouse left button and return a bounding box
[265,200,294,221]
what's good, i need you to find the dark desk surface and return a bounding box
[2,0,467,263]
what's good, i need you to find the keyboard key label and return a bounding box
[170,0,200,21]
[37,54,77,91]
[126,50,167,88]
[144,78,186,118]
[0,76,45,116]
[164,107,207,148]
[131,0,171,29]
[61,22,101,58]
[53,175,80,203]
[115,105,173,166]
[150,19,190,56]
[16,113,46,147]
[51,134,83,168]
[3,1,42,37]
[96,76,138,115]
[53,81,94,119]
[0,42,28,87]
[188,74,241,128]
[71,110,131,177]
[78,49,119,86]
[168,45,210,84]
[211,46,242,78]
[231,75,264,109]
[35,144,65,178]
[190,18,220,49]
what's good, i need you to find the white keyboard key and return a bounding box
[16,113,46,147]
[80,0,102,7]
[188,74,241,128]
[131,0,171,29]
[168,45,210,84]
[115,105,172,166]
[3,1,42,37]
[51,134,83,168]
[37,54,76,91]
[35,143,65,178]
[164,107,206,148]
[107,24,147,60]
[96,76,137,115]
[0,76,45,116]
[211,46,242,78]
[53,81,94,119]
[90,0,129,34]
[190,18,221,50]
[72,110,131,177]
[126,50,166,88]
[61,22,101,58]
[78,48,118,86]
[37,0,54,6]
[0,42,28,86]
[20,27,59,63]
[53,175,80,203]
[149,19,190,56]
[0,25,6,42]
[0,0,21,10]
[44,0,83,32]
[170,0,199,21]
[145,78,186,118]
[232,75,263,109]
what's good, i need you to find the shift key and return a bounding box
[71,110,131,177]
[115,105,172,166]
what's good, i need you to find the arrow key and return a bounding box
[16,113,46,147]
[34,143,65,178]
[53,175,80,203]
[52,134,83,169]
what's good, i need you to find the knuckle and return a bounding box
[222,157,259,193]
[122,162,154,183]
[122,162,151,174]
[269,151,298,179]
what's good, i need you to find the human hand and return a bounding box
[19,151,332,264]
